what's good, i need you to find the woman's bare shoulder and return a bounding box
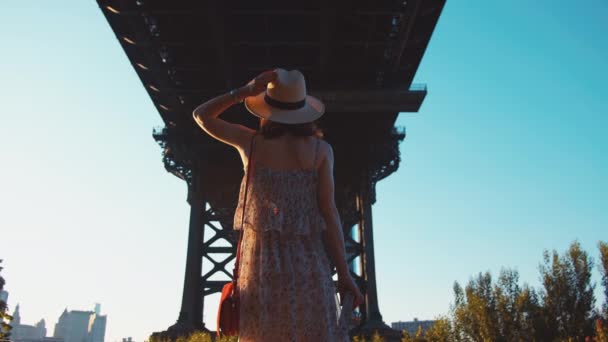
[316,137,334,165]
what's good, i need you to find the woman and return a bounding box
[193,68,364,341]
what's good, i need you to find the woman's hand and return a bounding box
[239,70,278,99]
[337,272,365,310]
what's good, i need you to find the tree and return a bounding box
[599,241,608,319]
[423,316,453,342]
[370,330,386,342]
[452,272,499,342]
[451,268,543,342]
[0,260,13,341]
[401,330,413,342]
[494,268,544,341]
[539,240,596,340]
[597,241,608,340]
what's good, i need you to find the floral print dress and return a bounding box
[233,136,346,342]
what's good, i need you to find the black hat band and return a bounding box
[264,94,306,110]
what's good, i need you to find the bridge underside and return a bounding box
[97,0,445,340]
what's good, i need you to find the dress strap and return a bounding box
[245,133,257,172]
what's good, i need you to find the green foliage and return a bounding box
[451,269,544,341]
[599,241,608,319]
[0,260,12,341]
[597,241,608,341]
[147,331,237,342]
[352,334,367,342]
[371,330,385,342]
[453,272,496,341]
[442,240,605,341]
[401,328,430,342]
[414,325,424,339]
[401,321,455,342]
[540,240,596,340]
[186,331,212,342]
[424,316,453,342]
[351,330,386,342]
[215,333,237,342]
[451,269,545,342]
[401,329,412,342]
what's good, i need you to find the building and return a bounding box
[10,304,63,342]
[53,305,106,342]
[87,313,106,342]
[391,318,436,336]
[0,290,8,303]
[11,304,45,340]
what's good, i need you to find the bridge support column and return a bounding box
[151,163,209,340]
[352,174,403,341]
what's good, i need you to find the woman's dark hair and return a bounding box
[259,120,324,139]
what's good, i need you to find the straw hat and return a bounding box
[244,68,325,124]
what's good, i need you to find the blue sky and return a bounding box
[1,1,606,342]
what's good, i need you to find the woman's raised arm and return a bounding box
[192,70,277,151]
